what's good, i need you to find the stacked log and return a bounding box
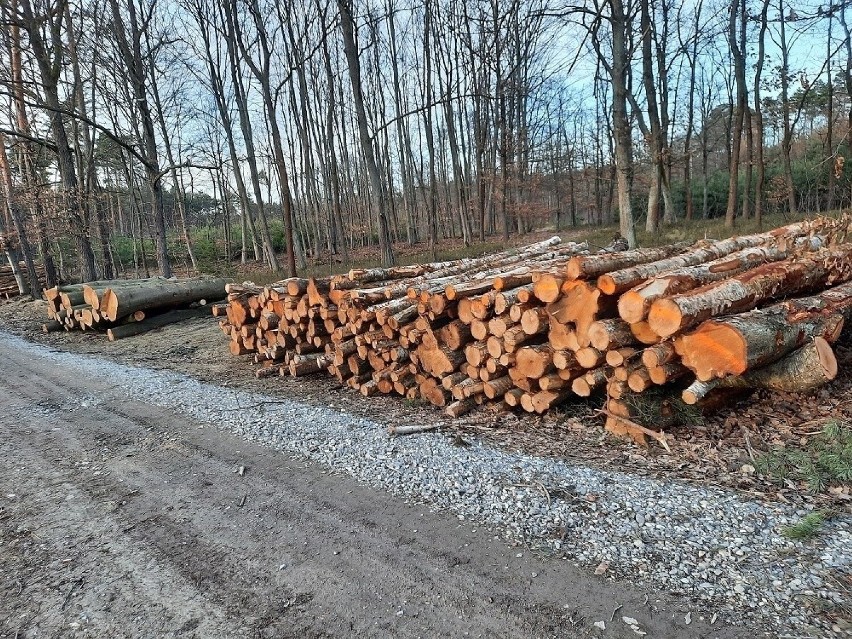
[217,217,852,446]
[42,276,227,338]
[0,261,46,298]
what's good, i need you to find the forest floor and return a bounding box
[200,212,802,284]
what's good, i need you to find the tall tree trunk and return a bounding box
[778,0,798,216]
[610,0,637,247]
[724,0,747,228]
[338,0,394,266]
[18,0,97,282]
[222,0,280,271]
[8,22,58,287]
[0,135,38,296]
[108,0,172,278]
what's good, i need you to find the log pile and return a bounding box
[42,276,227,339]
[0,261,45,298]
[217,218,852,446]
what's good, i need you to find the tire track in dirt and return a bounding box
[0,336,745,638]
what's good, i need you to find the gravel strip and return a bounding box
[8,331,850,637]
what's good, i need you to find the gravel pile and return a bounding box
[8,331,850,637]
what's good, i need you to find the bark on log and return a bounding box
[107,308,204,341]
[649,248,852,338]
[681,337,837,403]
[619,237,825,324]
[588,319,636,351]
[597,222,827,296]
[104,277,229,322]
[566,242,690,280]
[675,280,852,380]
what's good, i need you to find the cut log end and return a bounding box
[815,336,839,380]
[647,298,683,338]
[596,274,617,296]
[617,290,646,324]
[675,322,747,381]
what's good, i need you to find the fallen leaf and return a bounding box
[594,561,609,576]
[622,616,639,625]
[740,464,755,474]
[685,611,692,625]
[593,621,606,631]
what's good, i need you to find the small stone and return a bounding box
[593,621,606,631]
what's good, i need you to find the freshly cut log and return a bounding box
[417,345,466,376]
[548,322,580,351]
[575,347,605,369]
[681,337,837,404]
[627,368,653,393]
[530,388,572,413]
[484,375,514,399]
[446,398,477,417]
[515,344,554,378]
[107,309,203,341]
[605,347,636,367]
[104,277,228,322]
[588,319,636,351]
[521,307,549,335]
[647,362,688,385]
[641,342,677,368]
[548,282,618,343]
[495,285,533,314]
[596,222,828,296]
[539,372,571,391]
[675,280,852,380]
[532,273,564,303]
[571,367,608,396]
[617,240,826,324]
[629,321,661,345]
[566,242,690,280]
[648,248,852,338]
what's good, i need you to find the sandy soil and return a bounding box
[0,309,746,638]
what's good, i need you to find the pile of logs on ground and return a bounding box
[217,217,852,446]
[1,261,45,298]
[43,276,227,339]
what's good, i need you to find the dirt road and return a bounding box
[0,336,744,638]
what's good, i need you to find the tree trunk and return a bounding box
[338,0,394,266]
[681,337,837,403]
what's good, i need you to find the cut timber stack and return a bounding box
[0,261,46,298]
[217,217,852,447]
[42,276,227,338]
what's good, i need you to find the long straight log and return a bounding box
[597,220,831,296]
[618,237,826,324]
[565,242,690,280]
[648,248,852,338]
[106,308,204,341]
[104,277,229,322]
[681,338,837,404]
[675,280,852,380]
